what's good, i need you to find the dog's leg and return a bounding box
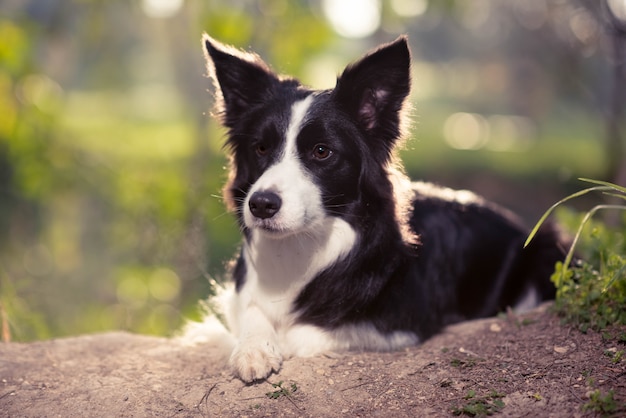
[229,304,282,382]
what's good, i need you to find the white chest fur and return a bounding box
[232,218,357,347]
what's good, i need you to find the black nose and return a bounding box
[249,191,282,219]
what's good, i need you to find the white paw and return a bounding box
[230,338,283,382]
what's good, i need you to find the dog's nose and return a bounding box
[249,191,282,219]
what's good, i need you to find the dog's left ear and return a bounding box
[334,36,411,146]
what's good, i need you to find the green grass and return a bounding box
[60,90,196,161]
[527,179,626,335]
[400,103,605,179]
[451,390,506,416]
[527,178,626,415]
[450,357,479,369]
[583,389,622,417]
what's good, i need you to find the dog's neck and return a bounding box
[244,217,357,294]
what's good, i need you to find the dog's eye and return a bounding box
[256,143,269,156]
[312,144,333,160]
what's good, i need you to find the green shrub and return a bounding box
[527,179,626,334]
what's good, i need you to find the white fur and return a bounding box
[187,96,421,381]
[243,95,321,236]
[281,322,419,357]
[513,285,540,313]
[228,96,370,381]
[413,180,482,205]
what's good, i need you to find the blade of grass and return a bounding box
[604,263,626,294]
[602,192,626,202]
[559,205,626,280]
[579,178,626,194]
[524,186,612,248]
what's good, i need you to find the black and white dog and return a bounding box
[202,35,565,382]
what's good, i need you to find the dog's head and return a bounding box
[203,35,412,239]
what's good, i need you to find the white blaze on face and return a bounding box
[243,95,325,235]
[236,94,359,352]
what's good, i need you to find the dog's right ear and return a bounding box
[203,34,279,128]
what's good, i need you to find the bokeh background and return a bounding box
[1,0,625,341]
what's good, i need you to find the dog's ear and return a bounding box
[334,36,411,146]
[203,34,279,128]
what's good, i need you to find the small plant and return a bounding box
[450,357,479,369]
[526,178,626,334]
[451,390,505,416]
[265,381,298,400]
[583,389,622,416]
[604,349,624,364]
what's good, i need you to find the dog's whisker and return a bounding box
[211,211,234,221]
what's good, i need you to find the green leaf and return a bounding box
[560,205,626,282]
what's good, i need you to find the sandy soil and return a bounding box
[1,303,624,417]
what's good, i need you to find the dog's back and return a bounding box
[407,182,560,336]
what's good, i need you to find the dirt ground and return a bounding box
[1,303,624,417]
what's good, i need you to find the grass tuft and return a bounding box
[583,389,624,416]
[526,178,626,335]
[451,390,505,416]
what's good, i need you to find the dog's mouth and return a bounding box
[258,223,286,234]
[247,213,319,239]
[248,219,295,238]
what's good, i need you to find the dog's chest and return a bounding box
[237,220,357,326]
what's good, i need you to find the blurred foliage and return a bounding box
[0,0,336,341]
[0,0,623,341]
[0,17,65,341]
[526,179,626,337]
[551,204,626,335]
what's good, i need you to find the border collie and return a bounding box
[201,35,565,382]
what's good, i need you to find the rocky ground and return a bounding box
[1,303,625,417]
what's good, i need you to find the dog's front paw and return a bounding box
[230,338,283,382]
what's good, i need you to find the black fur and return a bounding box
[204,35,564,345]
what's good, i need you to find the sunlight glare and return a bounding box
[443,112,489,150]
[141,0,183,18]
[390,0,428,18]
[322,0,381,38]
[607,0,626,23]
